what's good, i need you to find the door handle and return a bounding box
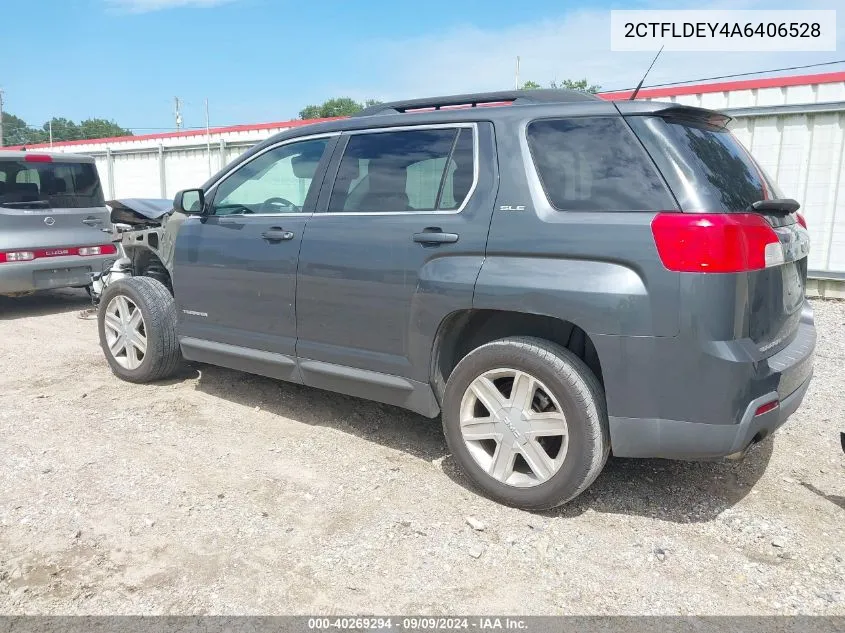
[413,228,459,245]
[261,228,295,241]
[82,217,103,226]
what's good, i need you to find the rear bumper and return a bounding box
[596,302,816,459]
[609,372,812,459]
[0,255,113,294]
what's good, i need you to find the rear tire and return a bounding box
[97,277,181,383]
[441,336,609,509]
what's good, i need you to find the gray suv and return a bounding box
[95,90,815,509]
[0,151,115,295]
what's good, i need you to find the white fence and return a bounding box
[19,72,845,277]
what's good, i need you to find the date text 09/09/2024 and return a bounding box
[307,617,528,630]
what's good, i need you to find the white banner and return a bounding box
[610,10,837,51]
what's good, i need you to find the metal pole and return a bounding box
[49,120,53,148]
[0,89,5,147]
[515,56,520,90]
[174,96,183,131]
[205,98,212,176]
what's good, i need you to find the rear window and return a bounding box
[0,160,105,209]
[526,117,674,212]
[625,115,778,212]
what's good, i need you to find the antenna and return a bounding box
[629,45,664,101]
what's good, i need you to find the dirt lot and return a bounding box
[0,290,843,615]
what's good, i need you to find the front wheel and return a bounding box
[97,277,182,383]
[441,336,609,510]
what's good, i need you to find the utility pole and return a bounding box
[204,97,211,176]
[49,119,53,148]
[174,96,183,131]
[0,89,5,147]
[515,56,520,90]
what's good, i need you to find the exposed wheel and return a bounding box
[442,336,609,509]
[97,277,181,383]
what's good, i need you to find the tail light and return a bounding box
[796,213,807,229]
[24,154,53,163]
[0,244,116,263]
[0,251,36,263]
[79,245,116,256]
[651,212,782,273]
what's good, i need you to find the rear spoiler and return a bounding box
[614,101,732,128]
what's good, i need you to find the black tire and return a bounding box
[97,277,181,383]
[441,336,609,510]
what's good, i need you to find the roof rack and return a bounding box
[353,89,600,117]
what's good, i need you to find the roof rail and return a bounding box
[353,89,600,117]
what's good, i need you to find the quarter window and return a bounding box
[211,138,328,215]
[526,117,673,212]
[329,127,474,213]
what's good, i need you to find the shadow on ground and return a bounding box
[194,363,447,463]
[801,482,845,511]
[193,362,774,523]
[0,289,91,320]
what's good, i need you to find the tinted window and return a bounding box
[0,160,104,209]
[526,117,673,212]
[626,115,776,212]
[211,138,328,215]
[329,128,473,212]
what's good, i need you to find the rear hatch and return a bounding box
[0,154,111,253]
[624,107,810,356]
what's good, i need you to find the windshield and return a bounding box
[0,160,105,209]
[626,115,781,212]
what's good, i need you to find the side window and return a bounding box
[328,127,474,213]
[211,138,328,215]
[526,117,673,212]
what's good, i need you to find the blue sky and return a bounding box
[1,0,843,132]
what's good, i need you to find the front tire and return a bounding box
[97,277,181,383]
[441,336,609,510]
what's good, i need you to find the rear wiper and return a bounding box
[0,200,50,208]
[748,198,800,215]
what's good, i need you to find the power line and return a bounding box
[599,58,845,94]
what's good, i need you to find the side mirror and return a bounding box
[174,189,205,215]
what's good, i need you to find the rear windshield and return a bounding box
[526,116,674,212]
[625,115,778,212]
[0,160,105,209]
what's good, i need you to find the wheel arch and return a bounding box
[430,309,604,405]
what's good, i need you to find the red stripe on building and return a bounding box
[599,70,845,101]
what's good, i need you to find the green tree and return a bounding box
[549,78,601,93]
[520,80,542,89]
[1,112,46,146]
[43,117,80,142]
[78,118,132,139]
[298,97,382,119]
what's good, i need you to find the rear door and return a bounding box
[0,154,110,252]
[173,135,334,382]
[294,123,497,410]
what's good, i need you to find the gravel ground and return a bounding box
[0,290,843,615]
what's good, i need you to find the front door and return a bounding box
[295,123,496,411]
[173,136,334,381]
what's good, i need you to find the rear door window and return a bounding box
[526,117,674,212]
[328,127,474,213]
[0,160,104,209]
[625,115,777,212]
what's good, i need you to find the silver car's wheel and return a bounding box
[103,295,148,370]
[460,368,568,488]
